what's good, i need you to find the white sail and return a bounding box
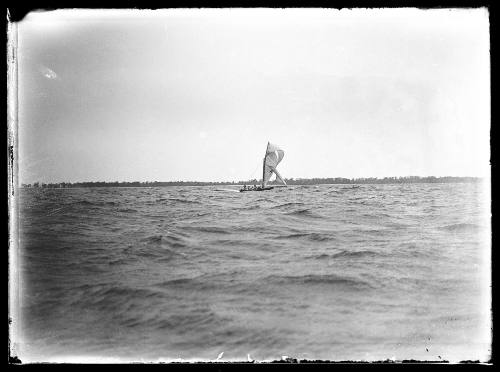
[272,168,286,185]
[262,142,286,187]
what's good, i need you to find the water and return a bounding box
[14,183,491,362]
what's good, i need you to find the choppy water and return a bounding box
[15,183,491,362]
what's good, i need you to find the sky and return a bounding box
[15,8,490,183]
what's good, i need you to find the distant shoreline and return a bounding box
[21,176,485,189]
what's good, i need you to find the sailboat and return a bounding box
[240,142,287,192]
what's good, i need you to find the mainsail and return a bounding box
[262,142,287,187]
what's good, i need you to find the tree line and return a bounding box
[21,176,482,188]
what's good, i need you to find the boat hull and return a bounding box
[239,187,274,192]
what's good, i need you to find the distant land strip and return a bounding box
[21,176,484,188]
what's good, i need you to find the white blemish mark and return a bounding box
[40,66,58,80]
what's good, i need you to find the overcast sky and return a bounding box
[16,8,490,183]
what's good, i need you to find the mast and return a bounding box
[262,142,269,188]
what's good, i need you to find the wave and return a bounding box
[156,250,188,262]
[100,286,164,299]
[438,223,483,232]
[274,233,309,239]
[360,212,392,218]
[328,189,341,194]
[285,209,322,218]
[330,250,381,259]
[71,285,166,309]
[350,227,392,236]
[188,226,231,234]
[215,188,240,193]
[264,274,372,289]
[156,277,196,287]
[139,233,188,251]
[305,250,382,261]
[210,238,256,248]
[45,206,69,216]
[155,274,226,291]
[71,199,120,208]
[163,236,188,249]
[158,197,201,204]
[235,205,261,211]
[308,253,332,260]
[141,234,163,243]
[107,257,130,266]
[274,232,335,241]
[348,196,367,201]
[123,309,225,333]
[254,197,276,202]
[405,201,420,206]
[72,200,95,206]
[118,208,138,213]
[272,202,305,209]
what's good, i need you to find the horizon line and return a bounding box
[20,175,487,185]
